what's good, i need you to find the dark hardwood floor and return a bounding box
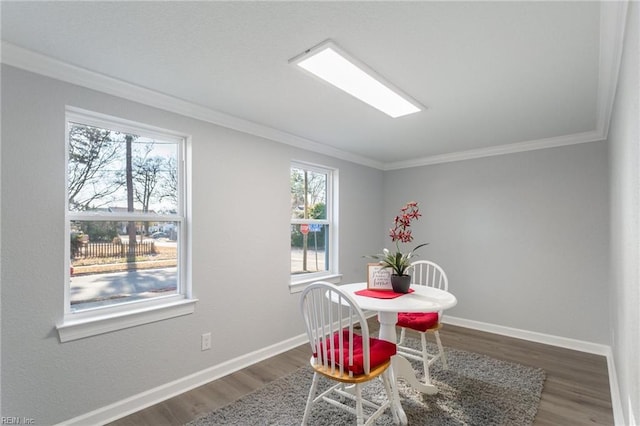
[110,320,614,425]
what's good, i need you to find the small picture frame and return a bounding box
[367,263,392,291]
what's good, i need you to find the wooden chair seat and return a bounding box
[312,358,392,384]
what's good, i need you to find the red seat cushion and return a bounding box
[397,312,439,332]
[316,330,397,375]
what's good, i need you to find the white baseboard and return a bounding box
[56,333,309,426]
[443,315,611,355]
[443,316,624,425]
[58,316,622,426]
[604,348,626,426]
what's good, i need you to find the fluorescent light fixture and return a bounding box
[289,40,423,118]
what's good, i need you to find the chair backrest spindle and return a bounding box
[300,282,372,377]
[409,260,448,291]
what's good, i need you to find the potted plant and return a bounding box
[366,201,428,293]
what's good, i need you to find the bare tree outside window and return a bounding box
[67,118,182,312]
[67,123,123,211]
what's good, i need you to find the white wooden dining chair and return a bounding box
[299,282,400,426]
[396,260,449,383]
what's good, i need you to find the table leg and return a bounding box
[386,357,408,425]
[391,355,438,394]
[376,311,399,342]
[377,311,438,395]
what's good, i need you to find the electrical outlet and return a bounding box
[201,332,212,351]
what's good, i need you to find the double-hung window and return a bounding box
[290,161,338,290]
[59,107,194,342]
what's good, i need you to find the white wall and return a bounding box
[0,65,384,423]
[383,141,610,344]
[608,1,640,424]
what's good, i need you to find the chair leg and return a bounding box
[398,327,406,345]
[302,372,319,425]
[434,330,447,369]
[355,383,364,426]
[387,363,408,425]
[381,369,400,425]
[420,332,431,382]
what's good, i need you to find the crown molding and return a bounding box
[0,41,384,170]
[383,130,605,170]
[0,0,627,171]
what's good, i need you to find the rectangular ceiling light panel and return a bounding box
[290,40,422,118]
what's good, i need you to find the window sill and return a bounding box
[57,298,198,342]
[289,273,343,293]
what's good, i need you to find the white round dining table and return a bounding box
[338,282,457,344]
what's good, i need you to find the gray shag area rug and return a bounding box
[187,338,545,425]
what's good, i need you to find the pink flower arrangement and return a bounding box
[389,201,421,243]
[366,201,428,276]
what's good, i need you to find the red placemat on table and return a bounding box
[355,288,415,299]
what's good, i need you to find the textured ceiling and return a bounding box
[0,1,618,168]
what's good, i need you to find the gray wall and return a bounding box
[0,65,383,423]
[0,39,627,422]
[608,1,640,424]
[383,142,610,343]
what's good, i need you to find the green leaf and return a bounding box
[412,243,429,252]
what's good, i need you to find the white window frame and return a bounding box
[57,107,196,342]
[290,161,341,293]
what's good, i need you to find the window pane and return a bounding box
[68,122,179,214]
[290,167,327,220]
[291,223,329,274]
[70,220,179,311]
